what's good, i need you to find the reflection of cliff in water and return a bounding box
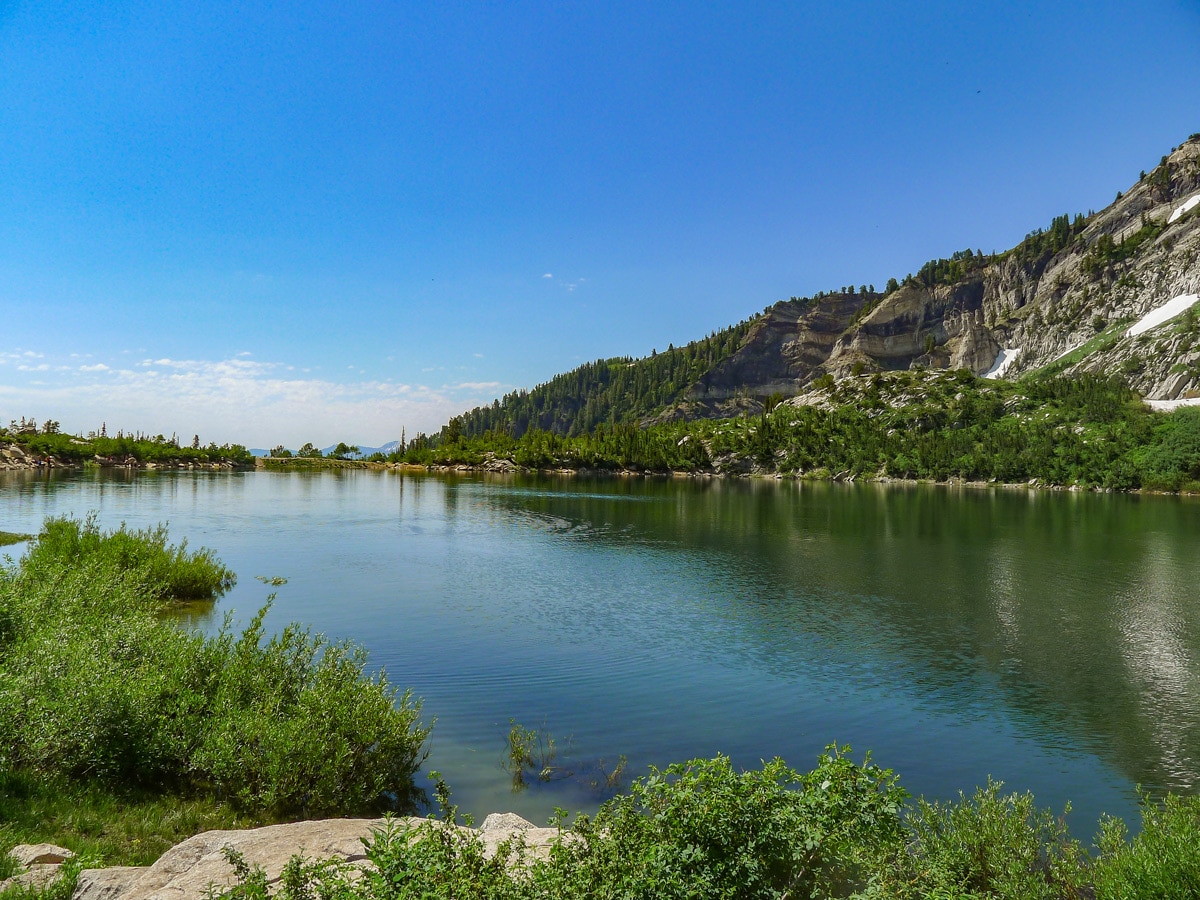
[472,475,1200,795]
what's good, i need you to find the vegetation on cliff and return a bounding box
[0,518,429,855]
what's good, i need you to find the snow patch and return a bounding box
[1168,194,1200,224]
[982,347,1020,379]
[1126,293,1200,337]
[1146,398,1200,411]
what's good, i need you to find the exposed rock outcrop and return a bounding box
[1,815,560,900]
[650,135,1200,419]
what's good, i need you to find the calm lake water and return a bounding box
[3,468,1200,833]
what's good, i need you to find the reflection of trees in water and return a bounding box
[476,476,1200,794]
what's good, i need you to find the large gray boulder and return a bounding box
[99,818,390,900]
[69,814,561,900]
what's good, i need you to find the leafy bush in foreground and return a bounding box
[0,518,428,817]
[207,759,1200,900]
[869,779,1086,899]
[1092,793,1200,899]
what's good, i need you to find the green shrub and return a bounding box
[872,779,1086,900]
[16,514,234,606]
[191,607,429,816]
[1128,407,1200,490]
[1092,793,1200,899]
[543,748,906,900]
[0,518,428,817]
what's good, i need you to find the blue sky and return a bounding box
[1,1,1198,447]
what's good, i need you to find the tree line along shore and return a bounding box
[269,372,1200,493]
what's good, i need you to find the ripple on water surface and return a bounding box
[3,470,1199,828]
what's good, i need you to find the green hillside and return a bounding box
[452,318,757,439]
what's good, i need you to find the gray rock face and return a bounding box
[946,310,1002,375]
[73,868,149,900]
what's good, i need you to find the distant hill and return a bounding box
[319,441,401,459]
[453,321,756,440]
[446,134,1200,437]
[254,441,401,459]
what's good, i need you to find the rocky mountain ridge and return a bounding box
[658,135,1200,420]
[449,135,1200,437]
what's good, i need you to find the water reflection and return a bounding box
[468,477,1200,796]
[3,469,1198,827]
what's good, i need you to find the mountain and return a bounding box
[450,134,1200,437]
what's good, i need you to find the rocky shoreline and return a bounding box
[0,442,249,471]
[3,444,1178,493]
[1,814,557,900]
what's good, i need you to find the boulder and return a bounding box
[104,818,390,900]
[1,864,65,892]
[67,813,565,900]
[11,844,75,867]
[479,812,536,832]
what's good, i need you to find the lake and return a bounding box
[3,468,1199,834]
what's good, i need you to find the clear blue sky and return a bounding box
[1,1,1197,447]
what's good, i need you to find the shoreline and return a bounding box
[255,456,1197,495]
[0,441,251,472]
[2,443,1189,495]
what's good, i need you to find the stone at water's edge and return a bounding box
[96,819,389,900]
[62,815,559,900]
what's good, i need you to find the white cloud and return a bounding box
[0,351,499,447]
[542,273,553,279]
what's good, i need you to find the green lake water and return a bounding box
[3,468,1199,833]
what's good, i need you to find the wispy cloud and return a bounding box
[448,381,501,391]
[0,350,504,446]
